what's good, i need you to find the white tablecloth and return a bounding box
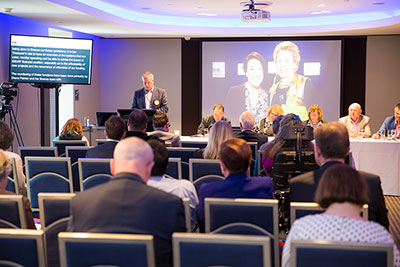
[350,138,400,196]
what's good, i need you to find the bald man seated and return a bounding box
[339,103,371,138]
[67,137,186,267]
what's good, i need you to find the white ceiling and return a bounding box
[1,0,400,38]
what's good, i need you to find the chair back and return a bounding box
[205,198,279,267]
[166,157,182,180]
[18,146,58,164]
[58,232,156,267]
[173,232,271,267]
[181,141,207,149]
[193,176,224,195]
[39,193,75,267]
[182,198,191,232]
[78,158,112,191]
[167,147,198,179]
[189,159,223,182]
[6,157,19,193]
[0,229,46,267]
[291,240,393,267]
[0,195,27,228]
[53,140,87,157]
[290,202,369,226]
[66,146,91,191]
[25,157,73,213]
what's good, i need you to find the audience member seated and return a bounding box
[53,118,89,145]
[0,149,35,229]
[125,109,150,140]
[147,139,198,229]
[372,102,400,139]
[339,102,371,138]
[85,116,126,158]
[67,137,185,267]
[258,104,284,135]
[0,121,26,193]
[235,111,268,148]
[197,138,274,232]
[283,164,400,267]
[197,104,231,136]
[304,104,327,129]
[195,120,233,159]
[290,122,389,229]
[272,115,284,136]
[148,113,181,147]
[261,114,313,176]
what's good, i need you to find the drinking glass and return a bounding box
[357,129,364,139]
[84,116,90,126]
[379,129,386,140]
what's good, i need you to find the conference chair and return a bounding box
[193,175,225,195]
[167,147,198,179]
[0,229,46,267]
[205,198,279,267]
[52,140,87,157]
[39,193,75,267]
[166,157,182,180]
[247,141,258,175]
[182,198,192,232]
[290,202,369,227]
[58,232,156,267]
[0,195,27,228]
[290,240,393,267]
[5,157,19,193]
[78,158,112,191]
[25,157,73,215]
[172,232,271,267]
[65,146,91,191]
[181,140,207,149]
[96,138,107,146]
[18,146,58,165]
[188,158,223,182]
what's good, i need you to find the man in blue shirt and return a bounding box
[372,103,400,139]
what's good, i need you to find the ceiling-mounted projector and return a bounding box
[240,0,272,22]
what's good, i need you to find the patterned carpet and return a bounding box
[385,196,400,248]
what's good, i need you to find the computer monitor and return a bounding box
[117,109,132,120]
[96,112,118,126]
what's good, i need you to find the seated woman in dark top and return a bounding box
[304,104,327,129]
[262,113,313,175]
[53,118,89,145]
[197,138,274,231]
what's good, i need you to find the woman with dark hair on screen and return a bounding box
[261,113,313,175]
[282,164,400,267]
[225,52,269,123]
[304,104,327,128]
[197,138,274,232]
[53,118,89,145]
[269,41,313,107]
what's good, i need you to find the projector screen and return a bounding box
[9,34,93,85]
[202,40,342,126]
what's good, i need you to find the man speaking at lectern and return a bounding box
[132,72,169,114]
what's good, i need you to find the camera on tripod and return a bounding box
[0,82,18,118]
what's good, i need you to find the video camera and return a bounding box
[0,82,18,118]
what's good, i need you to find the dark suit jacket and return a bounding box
[67,172,186,267]
[197,173,275,232]
[85,141,118,158]
[234,130,268,149]
[290,161,389,229]
[132,87,168,114]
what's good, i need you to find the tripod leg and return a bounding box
[9,107,24,147]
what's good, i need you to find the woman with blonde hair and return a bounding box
[258,104,284,135]
[195,120,233,159]
[304,104,326,128]
[0,149,35,229]
[53,118,89,145]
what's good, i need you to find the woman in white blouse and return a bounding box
[283,164,400,267]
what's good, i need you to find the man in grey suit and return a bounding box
[290,122,389,229]
[132,72,168,114]
[68,137,186,267]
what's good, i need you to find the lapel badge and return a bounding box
[153,99,160,106]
